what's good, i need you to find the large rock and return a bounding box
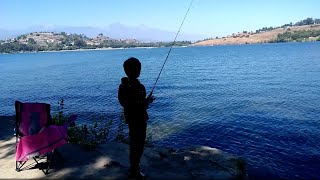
[97,142,247,180]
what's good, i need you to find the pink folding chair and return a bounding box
[15,101,76,174]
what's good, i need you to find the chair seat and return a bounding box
[15,101,77,174]
[16,125,68,162]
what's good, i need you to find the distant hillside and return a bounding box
[0,24,205,42]
[193,18,320,46]
[0,32,191,54]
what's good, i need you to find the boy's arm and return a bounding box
[118,84,127,107]
[144,86,155,109]
[146,94,155,108]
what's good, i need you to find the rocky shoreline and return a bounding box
[0,115,247,179]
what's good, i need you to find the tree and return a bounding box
[17,35,27,40]
[74,39,86,48]
[276,29,320,42]
[27,38,36,45]
[304,18,314,25]
[295,18,315,26]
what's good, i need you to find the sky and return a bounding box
[1,0,320,37]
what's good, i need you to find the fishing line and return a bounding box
[149,0,194,97]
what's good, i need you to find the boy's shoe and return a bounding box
[128,170,146,180]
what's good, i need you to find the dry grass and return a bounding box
[193,25,320,46]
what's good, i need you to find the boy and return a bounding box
[118,57,154,179]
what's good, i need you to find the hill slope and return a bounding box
[193,24,320,46]
[0,32,191,53]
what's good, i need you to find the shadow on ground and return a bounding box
[0,115,246,179]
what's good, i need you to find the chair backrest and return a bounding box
[15,101,51,136]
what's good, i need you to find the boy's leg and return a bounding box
[135,122,147,169]
[128,121,147,173]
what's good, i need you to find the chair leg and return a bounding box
[16,161,27,172]
[46,152,51,174]
[45,151,55,174]
[16,161,19,172]
[16,150,61,174]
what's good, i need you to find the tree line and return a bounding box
[255,17,320,33]
[0,32,191,54]
[274,29,320,42]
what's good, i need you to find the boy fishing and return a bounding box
[118,57,155,179]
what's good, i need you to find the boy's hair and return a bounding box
[123,57,141,79]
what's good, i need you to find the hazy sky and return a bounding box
[2,0,320,37]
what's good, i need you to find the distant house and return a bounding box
[46,39,55,43]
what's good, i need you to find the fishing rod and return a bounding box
[148,0,194,97]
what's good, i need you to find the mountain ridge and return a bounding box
[0,23,205,42]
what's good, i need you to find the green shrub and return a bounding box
[68,115,113,150]
[52,98,67,125]
[51,98,153,150]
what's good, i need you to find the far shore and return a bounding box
[0,46,159,55]
[0,45,190,55]
[1,41,319,55]
[42,46,159,53]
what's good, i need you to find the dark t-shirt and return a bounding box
[118,77,149,123]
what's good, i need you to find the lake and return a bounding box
[1,42,320,179]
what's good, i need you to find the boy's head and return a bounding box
[123,57,141,79]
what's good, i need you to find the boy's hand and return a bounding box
[147,95,156,105]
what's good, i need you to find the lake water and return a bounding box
[1,42,320,179]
